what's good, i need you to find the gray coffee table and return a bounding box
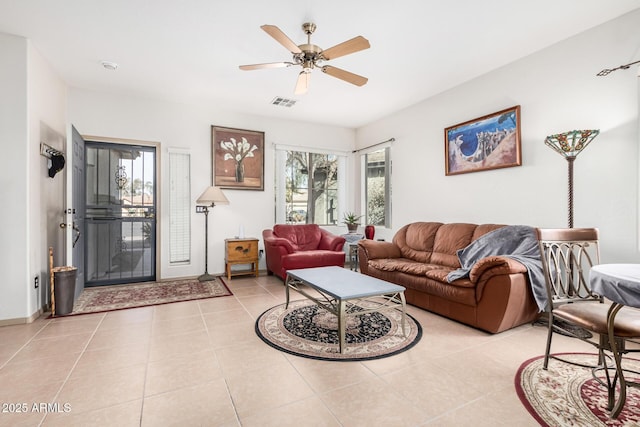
[284,266,406,354]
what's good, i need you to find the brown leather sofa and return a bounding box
[357,222,540,333]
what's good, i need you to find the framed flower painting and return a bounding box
[212,126,265,190]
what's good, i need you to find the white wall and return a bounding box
[68,90,355,278]
[356,9,640,263]
[0,34,66,323]
[27,41,68,317]
[0,33,29,322]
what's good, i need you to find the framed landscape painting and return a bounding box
[212,126,264,190]
[444,105,521,176]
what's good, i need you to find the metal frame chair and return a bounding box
[539,228,602,368]
[538,228,640,415]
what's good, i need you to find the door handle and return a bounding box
[72,222,81,248]
[61,222,81,247]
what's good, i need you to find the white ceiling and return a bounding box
[1,1,639,128]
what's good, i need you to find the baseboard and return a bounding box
[0,307,43,327]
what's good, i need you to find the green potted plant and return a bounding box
[342,212,363,233]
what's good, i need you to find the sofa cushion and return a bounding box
[283,250,346,270]
[368,258,441,276]
[426,269,475,289]
[472,224,505,241]
[392,222,442,262]
[431,223,477,268]
[411,275,476,306]
[273,224,321,251]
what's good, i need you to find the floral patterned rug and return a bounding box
[65,278,232,316]
[255,299,422,361]
[515,353,640,426]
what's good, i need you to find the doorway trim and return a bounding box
[80,134,162,282]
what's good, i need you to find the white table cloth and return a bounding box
[590,264,640,308]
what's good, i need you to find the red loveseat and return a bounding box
[262,224,347,280]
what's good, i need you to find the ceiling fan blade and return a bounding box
[321,36,370,60]
[321,66,368,86]
[239,62,292,71]
[261,25,303,54]
[294,71,310,95]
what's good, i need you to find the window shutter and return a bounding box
[169,151,191,263]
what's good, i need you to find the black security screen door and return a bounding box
[84,142,156,286]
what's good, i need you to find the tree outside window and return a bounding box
[285,151,339,225]
[365,148,390,227]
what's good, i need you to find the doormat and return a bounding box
[60,278,232,316]
[515,353,640,426]
[255,299,422,361]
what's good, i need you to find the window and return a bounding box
[363,147,391,227]
[285,151,339,224]
[275,148,346,225]
[169,150,190,263]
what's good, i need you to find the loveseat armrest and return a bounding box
[262,230,295,254]
[318,228,346,251]
[357,239,402,261]
[469,256,528,283]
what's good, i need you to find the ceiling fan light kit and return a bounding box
[240,22,370,95]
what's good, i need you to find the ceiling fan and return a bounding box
[239,22,370,95]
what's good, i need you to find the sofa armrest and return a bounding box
[318,228,346,251]
[263,235,295,254]
[469,256,528,283]
[357,239,402,260]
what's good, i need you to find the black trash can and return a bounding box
[52,266,77,316]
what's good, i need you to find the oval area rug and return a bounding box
[255,299,422,361]
[515,353,640,426]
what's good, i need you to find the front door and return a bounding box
[84,142,156,286]
[71,126,85,298]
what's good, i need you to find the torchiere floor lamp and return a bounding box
[196,186,229,281]
[544,129,599,228]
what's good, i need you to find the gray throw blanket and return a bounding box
[446,225,547,311]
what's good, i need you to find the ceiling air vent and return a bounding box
[271,97,297,108]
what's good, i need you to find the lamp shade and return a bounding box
[196,186,229,206]
[544,129,599,158]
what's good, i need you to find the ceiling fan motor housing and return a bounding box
[295,44,323,70]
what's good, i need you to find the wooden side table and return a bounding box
[225,238,259,280]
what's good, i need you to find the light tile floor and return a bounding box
[0,274,596,426]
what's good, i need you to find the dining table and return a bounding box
[589,263,640,418]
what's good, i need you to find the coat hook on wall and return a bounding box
[40,143,64,159]
[40,143,66,178]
